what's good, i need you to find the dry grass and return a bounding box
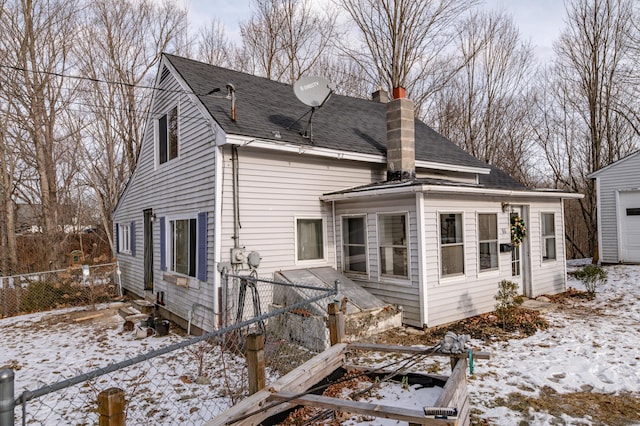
[479,386,640,426]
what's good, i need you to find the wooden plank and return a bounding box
[268,391,457,425]
[74,312,105,322]
[348,342,490,360]
[206,343,347,426]
[434,358,467,408]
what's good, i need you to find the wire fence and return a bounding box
[2,271,337,425]
[0,263,121,319]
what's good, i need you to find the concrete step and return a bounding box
[131,299,155,315]
[117,305,138,320]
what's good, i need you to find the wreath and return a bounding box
[511,215,527,246]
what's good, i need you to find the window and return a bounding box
[119,223,131,253]
[169,218,196,276]
[440,213,464,276]
[541,213,556,261]
[343,216,367,273]
[378,214,408,278]
[158,106,178,164]
[478,213,498,271]
[296,218,324,261]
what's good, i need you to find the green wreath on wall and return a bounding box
[511,215,527,246]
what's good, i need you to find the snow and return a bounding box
[1,263,639,425]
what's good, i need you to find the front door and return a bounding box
[143,209,154,292]
[510,208,523,294]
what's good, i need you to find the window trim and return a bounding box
[439,212,465,279]
[376,212,410,280]
[294,216,327,264]
[156,104,180,166]
[341,214,368,275]
[165,214,199,278]
[119,223,131,254]
[541,212,557,262]
[477,212,499,272]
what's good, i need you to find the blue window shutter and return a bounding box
[115,223,120,253]
[160,217,166,271]
[197,212,207,281]
[130,221,136,257]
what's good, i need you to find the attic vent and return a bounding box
[159,66,170,83]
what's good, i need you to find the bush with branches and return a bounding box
[573,264,607,297]
[494,280,524,330]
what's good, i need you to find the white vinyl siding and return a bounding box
[219,145,385,275]
[591,153,640,263]
[113,64,217,331]
[334,197,420,326]
[424,197,566,327]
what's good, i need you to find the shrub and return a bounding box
[494,280,524,329]
[573,264,607,297]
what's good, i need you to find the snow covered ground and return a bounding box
[1,263,639,425]
[469,262,640,425]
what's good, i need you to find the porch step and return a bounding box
[117,305,138,320]
[132,299,155,315]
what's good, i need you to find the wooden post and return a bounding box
[97,387,125,426]
[327,303,345,346]
[246,333,265,395]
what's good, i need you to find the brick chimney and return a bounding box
[371,88,389,103]
[386,87,415,181]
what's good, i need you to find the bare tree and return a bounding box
[428,10,537,184]
[338,0,478,107]
[75,0,189,254]
[240,0,338,83]
[535,0,638,257]
[0,0,80,268]
[196,18,234,67]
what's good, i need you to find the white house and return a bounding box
[113,54,581,331]
[589,150,640,264]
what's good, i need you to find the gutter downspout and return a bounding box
[232,145,240,252]
[332,201,337,269]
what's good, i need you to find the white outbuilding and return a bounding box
[590,151,640,264]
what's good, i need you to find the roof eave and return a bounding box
[223,134,490,175]
[321,184,584,202]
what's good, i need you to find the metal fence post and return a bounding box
[0,369,15,426]
[246,333,265,395]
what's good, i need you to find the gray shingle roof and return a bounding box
[164,54,490,172]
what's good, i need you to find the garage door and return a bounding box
[619,191,640,263]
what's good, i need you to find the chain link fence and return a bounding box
[0,263,121,319]
[1,271,336,425]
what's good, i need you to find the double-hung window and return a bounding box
[478,213,498,271]
[169,218,196,276]
[541,213,556,261]
[158,106,178,164]
[378,214,408,278]
[296,218,324,261]
[440,213,464,276]
[119,223,131,253]
[343,216,367,273]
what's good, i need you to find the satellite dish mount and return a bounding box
[289,76,335,142]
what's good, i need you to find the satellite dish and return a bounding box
[293,76,334,107]
[289,76,335,142]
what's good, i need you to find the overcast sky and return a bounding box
[183,0,568,62]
